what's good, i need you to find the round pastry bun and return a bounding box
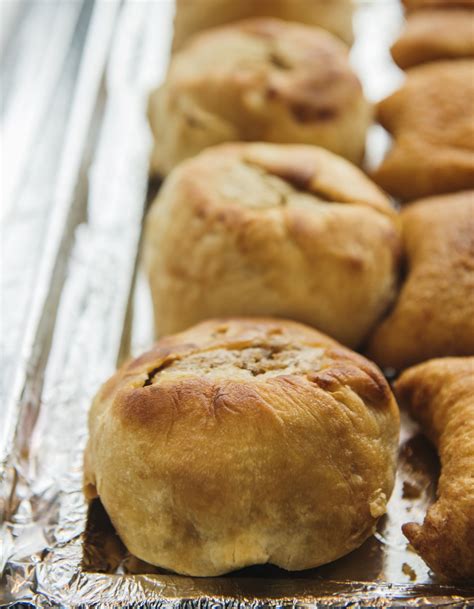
[172,0,354,51]
[84,318,400,576]
[144,142,400,348]
[148,18,371,176]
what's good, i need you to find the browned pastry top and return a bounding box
[174,18,359,121]
[172,142,395,216]
[102,318,395,414]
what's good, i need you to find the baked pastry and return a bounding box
[172,0,354,51]
[372,60,474,200]
[403,0,474,10]
[368,191,474,371]
[392,8,474,69]
[144,143,400,347]
[395,357,474,581]
[84,317,400,576]
[148,19,371,176]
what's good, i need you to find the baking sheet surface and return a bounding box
[1,1,473,607]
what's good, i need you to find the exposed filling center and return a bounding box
[151,345,325,383]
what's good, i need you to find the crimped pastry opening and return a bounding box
[143,342,326,386]
[216,159,346,209]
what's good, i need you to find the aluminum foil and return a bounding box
[1,1,474,607]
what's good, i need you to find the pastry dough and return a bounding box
[172,0,354,50]
[391,8,474,69]
[372,60,474,200]
[84,317,400,576]
[395,357,474,581]
[403,0,474,9]
[368,191,474,371]
[149,18,371,175]
[144,143,400,347]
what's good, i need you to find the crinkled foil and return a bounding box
[1,2,474,607]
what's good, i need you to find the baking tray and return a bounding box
[1,1,473,607]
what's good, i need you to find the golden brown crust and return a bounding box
[403,0,474,10]
[85,318,400,576]
[144,143,400,347]
[395,357,474,581]
[367,191,474,371]
[240,144,393,216]
[172,0,354,50]
[392,9,474,69]
[148,18,371,175]
[372,60,474,200]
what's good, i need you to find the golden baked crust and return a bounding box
[84,317,400,576]
[148,18,371,175]
[172,0,354,50]
[144,143,400,347]
[395,357,474,581]
[403,0,474,9]
[372,60,474,200]
[367,191,474,371]
[392,8,474,69]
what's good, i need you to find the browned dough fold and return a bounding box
[395,357,474,581]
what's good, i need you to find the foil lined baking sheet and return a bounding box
[1,1,474,607]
